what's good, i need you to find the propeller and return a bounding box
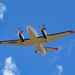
[17,28,23,36]
[39,24,46,29]
[41,24,46,30]
[18,28,23,33]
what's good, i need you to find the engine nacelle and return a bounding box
[41,27,47,39]
[18,30,24,42]
[19,34,24,42]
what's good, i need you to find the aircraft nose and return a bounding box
[27,25,35,32]
[27,25,32,30]
[27,25,33,34]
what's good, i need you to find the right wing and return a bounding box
[0,38,33,46]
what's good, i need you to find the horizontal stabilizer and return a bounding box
[35,47,58,54]
[44,47,58,52]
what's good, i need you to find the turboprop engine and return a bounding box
[17,29,24,42]
[41,25,47,39]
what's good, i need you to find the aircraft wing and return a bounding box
[0,38,33,46]
[47,30,74,42]
[37,30,74,44]
[35,44,46,56]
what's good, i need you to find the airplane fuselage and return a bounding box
[28,26,46,56]
[28,26,38,45]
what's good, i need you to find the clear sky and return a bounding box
[0,0,75,75]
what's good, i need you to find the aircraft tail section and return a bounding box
[35,44,46,56]
[35,46,58,56]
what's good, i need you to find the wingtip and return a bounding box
[54,48,58,51]
[0,42,2,44]
[70,30,75,34]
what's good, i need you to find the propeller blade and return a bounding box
[38,24,46,30]
[18,28,23,33]
[42,24,45,27]
[42,24,46,30]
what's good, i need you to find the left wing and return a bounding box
[47,30,75,42]
[0,38,33,46]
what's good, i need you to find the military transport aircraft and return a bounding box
[0,25,75,56]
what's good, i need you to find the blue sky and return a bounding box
[0,0,75,75]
